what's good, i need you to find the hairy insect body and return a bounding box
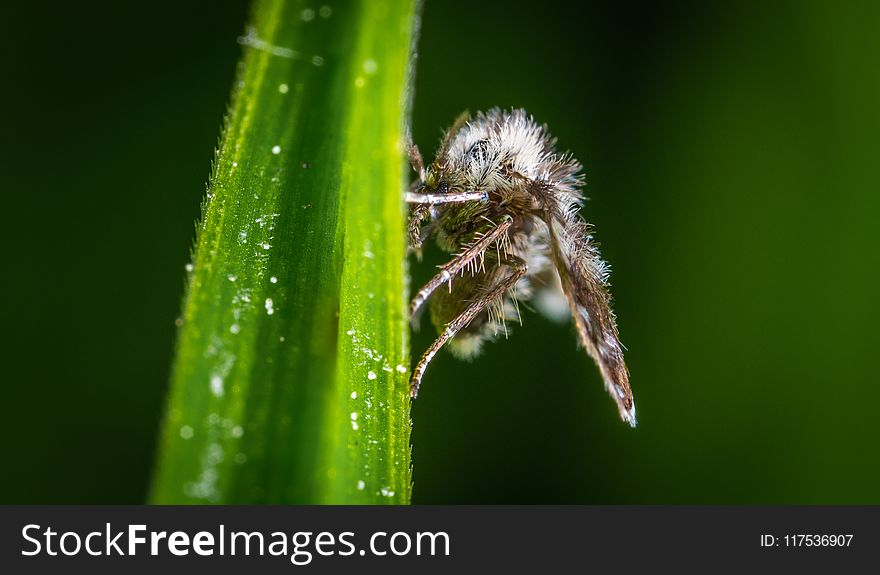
[406,109,636,427]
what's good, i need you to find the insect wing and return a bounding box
[546,213,636,427]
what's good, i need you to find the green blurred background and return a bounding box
[3,0,878,503]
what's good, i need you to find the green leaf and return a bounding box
[149,0,420,504]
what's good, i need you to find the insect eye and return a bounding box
[437,182,449,194]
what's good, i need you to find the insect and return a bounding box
[405,108,636,427]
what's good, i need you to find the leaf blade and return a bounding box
[150,0,418,504]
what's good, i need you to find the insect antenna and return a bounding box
[435,110,471,163]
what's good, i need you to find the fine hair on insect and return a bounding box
[405,108,636,427]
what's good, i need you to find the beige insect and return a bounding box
[405,108,635,427]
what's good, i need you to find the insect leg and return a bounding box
[407,204,430,252]
[410,254,527,398]
[409,216,513,320]
[406,139,425,181]
[405,190,488,205]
